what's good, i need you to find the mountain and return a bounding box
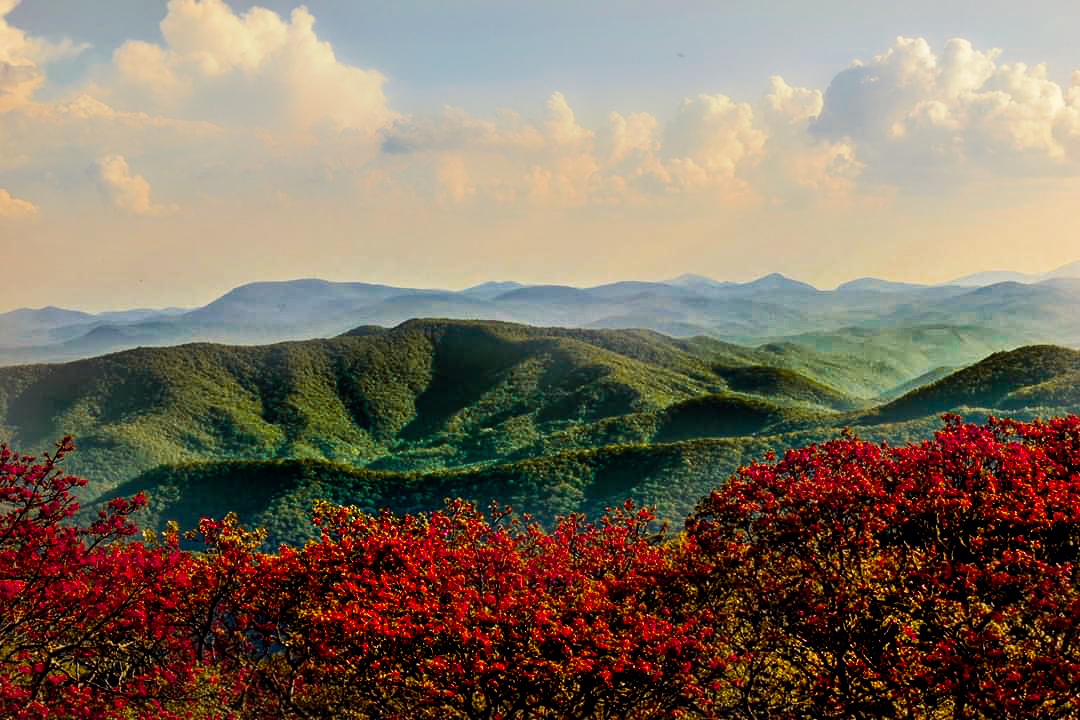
[857,345,1080,424]
[664,273,737,291]
[947,270,1040,286]
[737,272,820,295]
[0,306,94,331]
[82,338,1080,548]
[95,434,787,547]
[0,307,95,346]
[6,317,949,506]
[948,260,1080,286]
[2,316,1078,546]
[0,319,773,492]
[462,281,526,299]
[876,366,957,402]
[755,325,1017,389]
[1046,260,1080,280]
[493,285,594,304]
[876,280,1080,344]
[8,270,1080,368]
[835,278,928,292]
[711,365,859,412]
[183,279,408,327]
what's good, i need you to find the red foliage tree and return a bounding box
[687,416,1080,719]
[9,415,1080,719]
[199,500,719,719]
[0,437,203,719]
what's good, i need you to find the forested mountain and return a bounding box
[3,318,1080,546]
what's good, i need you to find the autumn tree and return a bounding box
[0,437,204,719]
[687,416,1080,719]
[198,500,722,719]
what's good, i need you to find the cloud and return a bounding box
[812,36,1080,179]
[110,0,395,138]
[609,111,659,165]
[47,93,220,136]
[97,154,177,216]
[750,75,868,207]
[545,91,593,148]
[378,90,774,208]
[763,76,823,125]
[0,0,88,111]
[0,187,37,219]
[380,106,544,155]
[659,94,767,192]
[1,0,44,111]
[784,139,864,205]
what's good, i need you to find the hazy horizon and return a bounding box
[5,0,1080,312]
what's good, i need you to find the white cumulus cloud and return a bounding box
[110,0,395,138]
[97,154,177,216]
[763,76,823,125]
[812,36,1080,180]
[660,94,767,192]
[1,0,88,111]
[609,111,659,165]
[545,91,593,148]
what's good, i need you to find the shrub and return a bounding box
[687,416,1080,719]
[0,438,200,719]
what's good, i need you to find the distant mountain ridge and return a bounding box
[947,259,1080,286]
[4,263,1080,367]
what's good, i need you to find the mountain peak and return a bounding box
[742,273,818,292]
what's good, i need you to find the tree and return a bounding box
[203,500,719,719]
[687,416,1080,719]
[0,437,201,719]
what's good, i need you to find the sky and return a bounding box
[3,1,1080,312]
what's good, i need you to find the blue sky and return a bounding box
[3,0,1080,311]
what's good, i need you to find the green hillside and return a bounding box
[3,319,861,495]
[94,432,823,547]
[7,319,1079,548]
[876,365,957,401]
[857,345,1080,424]
[711,365,860,411]
[94,408,985,549]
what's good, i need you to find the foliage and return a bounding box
[0,437,200,719]
[8,416,1080,717]
[688,414,1080,718]
[195,501,720,719]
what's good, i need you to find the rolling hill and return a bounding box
[856,345,1080,424]
[5,317,1080,548]
[3,319,875,494]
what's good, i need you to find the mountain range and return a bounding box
[3,316,1080,547]
[5,264,1080,367]
[947,259,1080,286]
